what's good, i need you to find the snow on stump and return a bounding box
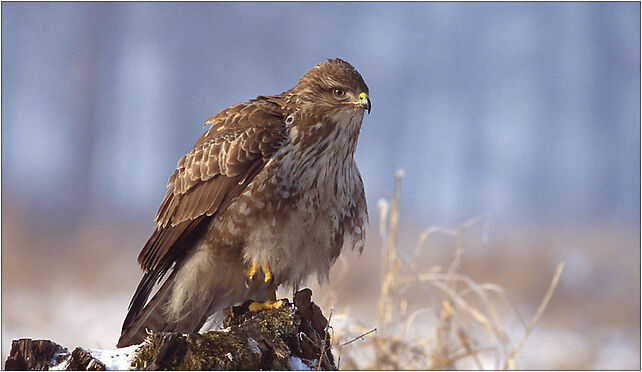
[4,288,336,370]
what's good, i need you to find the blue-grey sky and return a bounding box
[2,2,640,231]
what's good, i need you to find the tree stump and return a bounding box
[5,288,336,370]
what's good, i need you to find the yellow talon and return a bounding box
[249,299,284,312]
[247,269,281,312]
[246,261,258,280]
[246,261,273,283]
[261,263,272,283]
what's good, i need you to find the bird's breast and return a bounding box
[231,122,366,288]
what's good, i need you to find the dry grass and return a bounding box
[324,170,564,370]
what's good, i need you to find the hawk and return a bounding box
[117,58,371,347]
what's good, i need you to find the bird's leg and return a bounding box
[258,262,270,283]
[245,261,259,287]
[247,261,258,278]
[248,262,284,312]
[249,280,283,312]
[245,261,271,285]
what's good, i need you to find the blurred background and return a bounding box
[2,2,639,369]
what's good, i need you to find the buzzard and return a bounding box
[117,58,371,347]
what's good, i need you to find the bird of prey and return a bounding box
[117,58,371,347]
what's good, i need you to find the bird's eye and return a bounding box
[333,88,346,97]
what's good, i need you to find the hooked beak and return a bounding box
[360,93,372,114]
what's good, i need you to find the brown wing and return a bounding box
[123,97,286,330]
[139,97,286,272]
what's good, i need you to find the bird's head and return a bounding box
[293,58,371,117]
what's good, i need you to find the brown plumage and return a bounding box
[117,58,371,347]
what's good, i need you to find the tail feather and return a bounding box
[117,270,178,348]
[117,242,268,348]
[117,253,225,347]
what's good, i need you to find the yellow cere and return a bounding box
[342,92,369,106]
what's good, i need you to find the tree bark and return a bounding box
[5,288,336,370]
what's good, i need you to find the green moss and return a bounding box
[178,331,245,370]
[130,340,158,370]
[254,306,297,343]
[130,333,188,370]
[130,306,302,370]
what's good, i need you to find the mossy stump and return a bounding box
[4,288,336,370]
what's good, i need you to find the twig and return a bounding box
[502,262,565,370]
[341,328,377,346]
[317,308,333,371]
[336,327,377,369]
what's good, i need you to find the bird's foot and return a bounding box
[249,299,285,312]
[246,262,258,283]
[245,261,273,287]
[246,264,281,311]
